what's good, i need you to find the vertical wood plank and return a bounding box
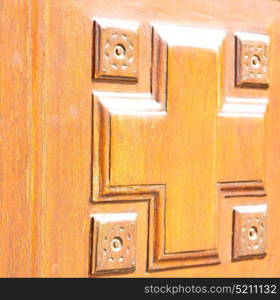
[0,0,32,277]
[38,1,92,277]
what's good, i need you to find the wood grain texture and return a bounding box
[51,0,280,277]
[0,0,32,277]
[1,0,280,277]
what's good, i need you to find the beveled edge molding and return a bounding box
[92,24,225,271]
[219,96,268,118]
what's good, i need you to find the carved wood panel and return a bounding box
[6,0,279,278]
[90,17,272,275]
[91,21,230,272]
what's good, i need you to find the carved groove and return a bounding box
[218,181,266,198]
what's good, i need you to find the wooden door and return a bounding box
[1,0,280,277]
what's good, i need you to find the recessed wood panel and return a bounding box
[217,115,266,181]
[165,40,220,254]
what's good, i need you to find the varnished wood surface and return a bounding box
[0,0,32,277]
[1,0,280,277]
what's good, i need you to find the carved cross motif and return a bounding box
[92,21,269,272]
[93,24,226,270]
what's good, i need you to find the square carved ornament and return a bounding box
[91,212,137,275]
[93,19,139,81]
[233,204,267,260]
[235,32,269,88]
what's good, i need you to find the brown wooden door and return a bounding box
[1,0,280,277]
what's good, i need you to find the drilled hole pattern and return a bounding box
[96,25,138,80]
[236,34,269,87]
[94,214,137,274]
[233,204,267,260]
[240,216,265,251]
[235,213,266,256]
[243,43,267,79]
[100,224,134,265]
